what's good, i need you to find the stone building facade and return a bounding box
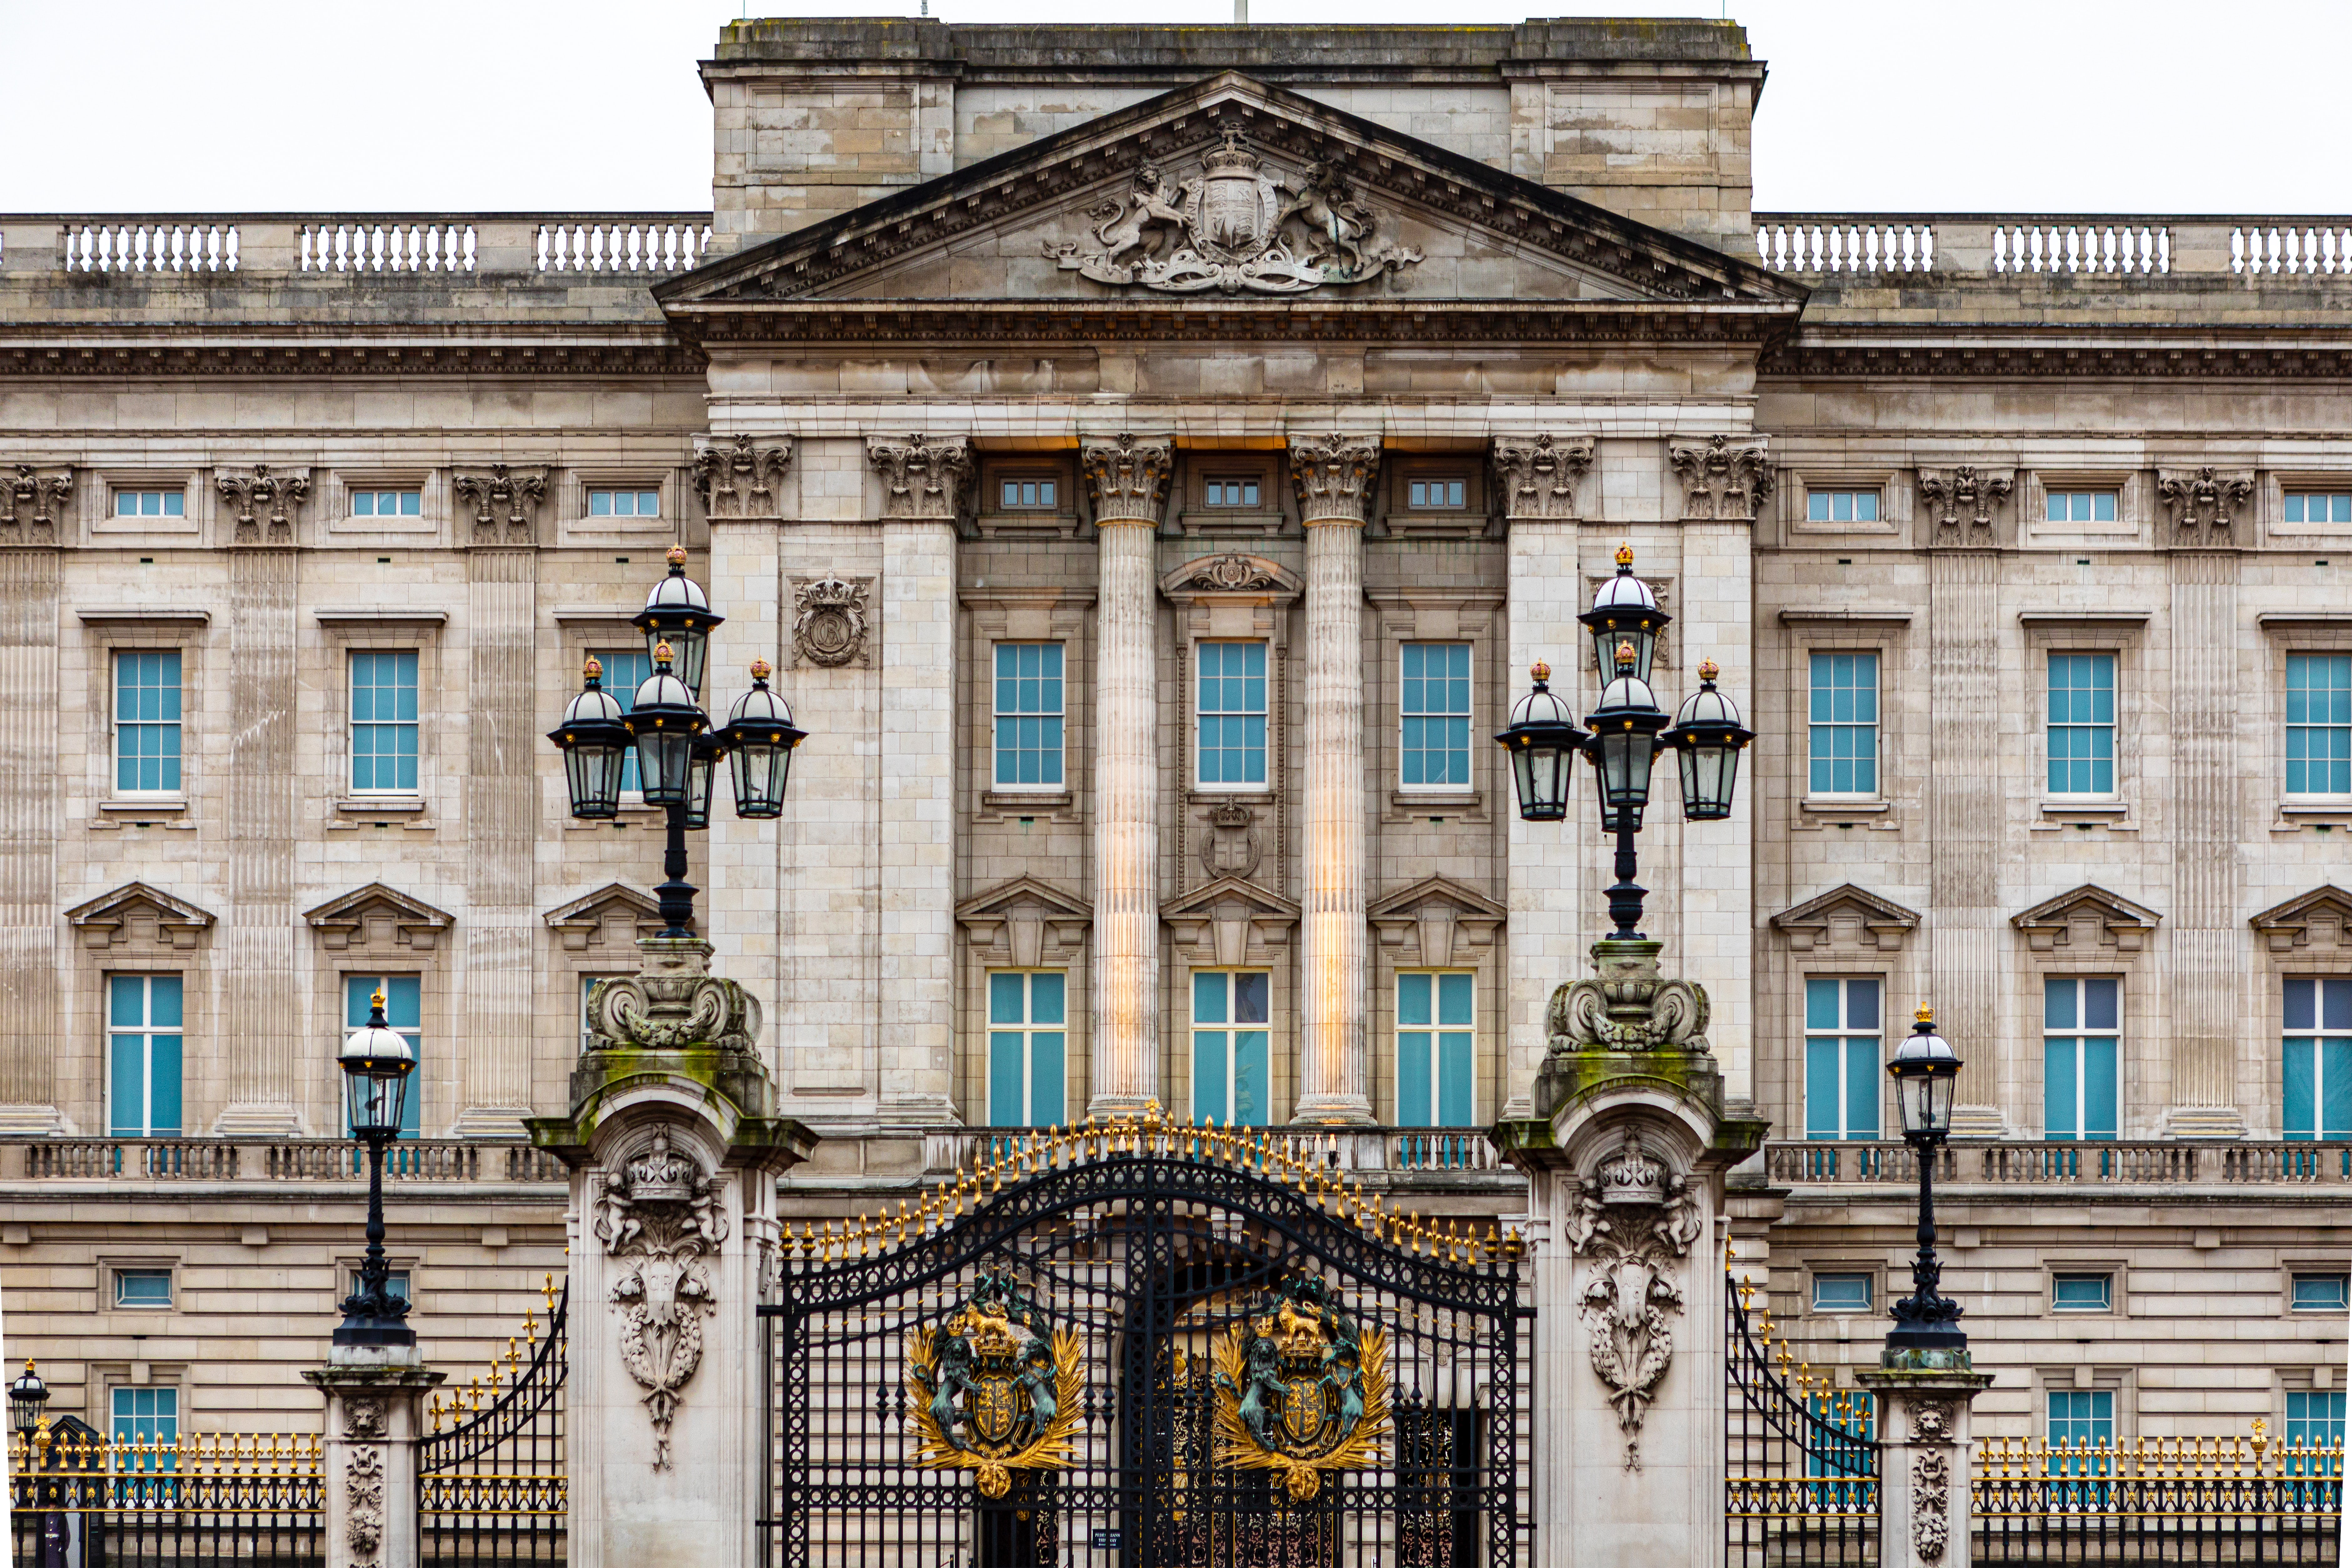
[0,16,2347,1452]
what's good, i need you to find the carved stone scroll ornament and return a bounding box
[790,574,872,668]
[2157,465,2254,533]
[1667,435,1773,521]
[692,434,792,521]
[1912,1449,1952,1562]
[1080,433,1174,524]
[215,464,309,543]
[585,961,763,1057]
[344,1447,385,1566]
[452,463,548,543]
[593,1128,729,1470]
[3,464,71,541]
[1490,434,1594,522]
[1917,466,2014,532]
[1048,130,1421,296]
[1564,1129,1704,1471]
[1288,433,1381,524]
[1546,943,1709,1056]
[1178,553,1286,594]
[867,434,975,523]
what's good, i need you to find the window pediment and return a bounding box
[956,876,1093,968]
[2011,884,2163,953]
[1160,553,1303,606]
[1163,875,1299,969]
[2253,885,2352,955]
[1368,875,1505,969]
[543,884,663,953]
[1770,883,1921,954]
[66,882,215,952]
[303,883,454,952]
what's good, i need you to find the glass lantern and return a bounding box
[338,989,416,1140]
[1579,544,1670,688]
[1888,1007,1963,1140]
[1494,662,1589,822]
[718,659,807,820]
[546,657,632,819]
[632,545,726,698]
[1662,659,1757,822]
[622,642,710,807]
[1584,638,1670,832]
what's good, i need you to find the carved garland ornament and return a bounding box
[1912,1449,1951,1561]
[344,1447,386,1566]
[1565,1129,1704,1471]
[791,575,872,668]
[593,1128,728,1470]
[905,1274,1084,1500]
[1050,129,1421,296]
[1212,1274,1391,1502]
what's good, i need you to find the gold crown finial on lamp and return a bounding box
[666,544,688,568]
[1916,1006,1934,1025]
[653,640,675,665]
[1698,657,1720,682]
[1614,638,1638,671]
[749,657,772,681]
[583,654,603,681]
[1615,543,1634,568]
[1530,660,1550,683]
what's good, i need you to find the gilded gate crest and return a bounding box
[1212,1274,1391,1501]
[906,1275,1084,1498]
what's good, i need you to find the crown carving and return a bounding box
[1201,128,1261,176]
[623,1129,697,1205]
[1596,1131,1670,1208]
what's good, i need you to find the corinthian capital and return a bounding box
[1667,434,1772,522]
[1286,432,1381,525]
[1080,434,1174,526]
[3,463,72,542]
[693,434,793,522]
[866,434,974,522]
[215,463,310,545]
[452,463,548,545]
[1490,433,1594,522]
[2157,465,2254,536]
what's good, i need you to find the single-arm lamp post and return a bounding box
[334,990,416,1348]
[8,1360,46,1446]
[1884,1007,1968,1355]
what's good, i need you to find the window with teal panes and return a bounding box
[2047,654,2117,795]
[1192,971,1269,1127]
[1803,977,1880,1139]
[2284,977,2352,1140]
[111,1386,178,1446]
[2048,1389,2114,1445]
[113,651,183,795]
[1807,653,1878,796]
[2292,1273,2350,1312]
[349,651,419,793]
[1399,643,1472,790]
[2284,493,2352,526]
[2287,654,2352,798]
[1196,642,1268,787]
[1396,972,1474,1127]
[345,975,422,1137]
[993,643,1065,789]
[2287,1391,2346,1456]
[2044,977,2120,1140]
[1803,1391,1874,1479]
[985,971,1066,1129]
[594,649,652,796]
[108,975,183,1138]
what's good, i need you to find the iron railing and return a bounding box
[1974,1430,2343,1562]
[420,1275,569,1566]
[1726,1271,1881,1566]
[8,1430,323,1567]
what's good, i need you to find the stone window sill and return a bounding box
[1800,798,1890,816]
[1391,791,1480,815]
[982,790,1073,814]
[337,797,427,816]
[100,799,186,815]
[2040,800,2128,818]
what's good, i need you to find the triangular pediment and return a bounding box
[66,882,215,951]
[304,883,454,952]
[543,884,663,952]
[2011,884,2163,952]
[1367,875,1507,924]
[1367,875,1504,969]
[955,875,1093,925]
[658,72,1803,327]
[1161,874,1302,924]
[1769,883,1920,954]
[2252,885,2352,954]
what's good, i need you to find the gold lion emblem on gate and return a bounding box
[906,1275,1083,1499]
[1212,1274,1391,1501]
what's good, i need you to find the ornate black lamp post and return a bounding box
[1884,1007,1968,1354]
[1496,546,1755,934]
[8,1360,46,1444]
[334,990,416,1348]
[547,547,808,936]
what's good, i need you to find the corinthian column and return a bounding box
[1081,436,1173,1117]
[1289,433,1379,1125]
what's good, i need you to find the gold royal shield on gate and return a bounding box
[1212,1274,1391,1502]
[906,1274,1084,1499]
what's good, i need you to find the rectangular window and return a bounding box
[111,1387,178,1446]
[2046,490,2119,524]
[986,971,1067,1129]
[1399,642,1472,790]
[2284,977,2352,1140]
[1810,1273,1874,1313]
[1407,477,1467,509]
[1806,490,1881,523]
[113,490,185,519]
[998,478,1058,510]
[2052,1273,2114,1313]
[108,975,183,1138]
[2287,654,2352,799]
[349,1268,413,1304]
[349,651,420,794]
[1196,642,1268,787]
[2291,1273,2350,1313]
[113,1269,174,1310]
[1193,971,1270,1127]
[2044,977,2120,1140]
[345,976,422,1138]
[586,489,660,518]
[592,649,651,796]
[2047,654,2117,796]
[1803,977,1881,1139]
[992,643,1066,789]
[2047,1389,2114,1446]
[1803,1392,1875,1482]
[2285,493,2352,526]
[1396,972,1474,1126]
[113,651,183,796]
[1807,653,1879,796]
[350,490,423,518]
[1204,477,1261,509]
[2287,1391,2348,1452]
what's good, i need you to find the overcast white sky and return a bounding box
[2,0,2345,216]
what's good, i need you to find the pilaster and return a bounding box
[1926,544,2002,1135]
[304,1357,442,1568]
[0,501,64,1129]
[1855,1370,1995,1568]
[2164,544,2247,1134]
[457,535,540,1137]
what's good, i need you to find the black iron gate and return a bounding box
[419,1279,568,1565]
[762,1121,1527,1568]
[1724,1272,1880,1566]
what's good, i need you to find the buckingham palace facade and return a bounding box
[2,15,2349,1455]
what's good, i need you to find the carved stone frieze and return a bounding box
[1080,433,1175,524]
[1490,434,1594,522]
[1565,1128,1704,1471]
[692,434,793,521]
[215,463,310,544]
[1287,433,1381,524]
[593,1127,728,1471]
[1667,435,1772,521]
[1917,466,2014,536]
[788,574,873,669]
[1175,553,1287,594]
[452,463,548,544]
[1048,129,1420,296]
[3,464,71,542]
[2157,465,2254,534]
[867,434,974,523]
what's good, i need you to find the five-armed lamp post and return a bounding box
[547,545,808,935]
[1885,1007,1968,1354]
[1495,545,1756,930]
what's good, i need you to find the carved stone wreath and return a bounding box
[1565,1128,1704,1471]
[792,574,872,668]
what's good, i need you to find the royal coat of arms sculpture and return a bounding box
[905,1275,1084,1499]
[1212,1274,1391,1501]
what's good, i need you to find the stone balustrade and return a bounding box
[1756,212,2352,277]
[919,1123,1505,1179]
[0,1136,568,1184]
[1767,1138,2352,1188]
[3,214,714,276]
